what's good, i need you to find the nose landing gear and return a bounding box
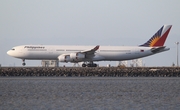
[22,59,26,66]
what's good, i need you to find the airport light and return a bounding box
[175,42,179,67]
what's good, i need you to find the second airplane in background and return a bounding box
[7,25,172,67]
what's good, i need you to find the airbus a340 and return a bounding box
[7,25,172,67]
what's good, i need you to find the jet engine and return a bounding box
[58,53,85,62]
[70,52,85,62]
[58,54,71,62]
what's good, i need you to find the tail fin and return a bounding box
[140,25,172,47]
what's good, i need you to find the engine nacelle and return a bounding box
[58,54,71,62]
[58,53,85,62]
[70,52,85,61]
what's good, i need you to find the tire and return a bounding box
[82,63,86,67]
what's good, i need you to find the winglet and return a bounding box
[81,45,100,54]
[94,45,100,51]
[140,25,172,47]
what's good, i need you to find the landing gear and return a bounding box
[22,59,26,66]
[82,63,86,67]
[82,62,98,67]
[87,63,97,67]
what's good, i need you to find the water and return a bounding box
[0,77,180,110]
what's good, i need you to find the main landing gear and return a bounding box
[82,62,98,67]
[22,59,26,66]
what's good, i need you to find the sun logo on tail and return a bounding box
[149,36,161,47]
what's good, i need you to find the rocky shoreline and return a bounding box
[0,67,180,77]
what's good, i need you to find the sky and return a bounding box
[0,0,180,67]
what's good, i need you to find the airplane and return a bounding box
[7,25,172,67]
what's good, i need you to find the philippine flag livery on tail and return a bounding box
[140,25,172,47]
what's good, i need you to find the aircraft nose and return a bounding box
[7,50,12,56]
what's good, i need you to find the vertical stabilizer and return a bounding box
[140,25,172,47]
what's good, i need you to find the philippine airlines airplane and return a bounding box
[7,25,172,67]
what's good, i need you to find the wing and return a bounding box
[81,45,100,55]
[58,45,100,62]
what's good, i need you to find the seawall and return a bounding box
[1,67,180,77]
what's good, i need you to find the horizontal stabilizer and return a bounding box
[151,46,169,53]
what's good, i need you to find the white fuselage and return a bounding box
[7,45,169,62]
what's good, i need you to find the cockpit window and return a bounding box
[11,48,15,50]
